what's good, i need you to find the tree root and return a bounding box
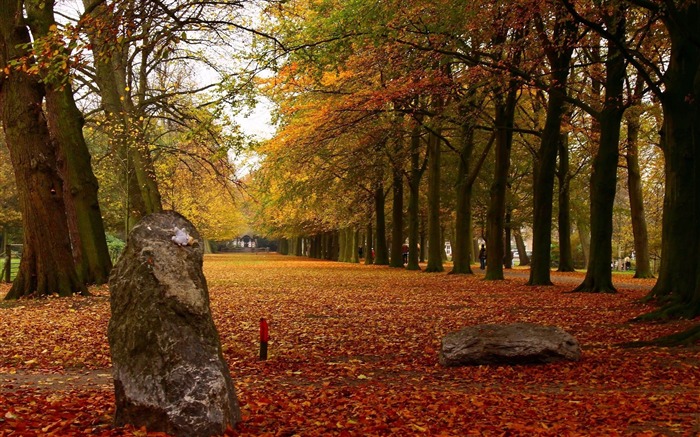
[568,283,617,294]
[632,302,699,322]
[622,324,700,348]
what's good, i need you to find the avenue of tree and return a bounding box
[0,0,699,344]
[251,0,700,343]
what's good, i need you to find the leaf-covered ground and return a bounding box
[1,253,698,436]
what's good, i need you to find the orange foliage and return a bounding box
[0,254,698,436]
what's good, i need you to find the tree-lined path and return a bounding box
[1,253,698,436]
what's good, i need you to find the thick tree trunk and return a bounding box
[390,170,404,268]
[642,5,700,319]
[486,88,517,280]
[330,231,339,261]
[351,229,360,263]
[365,213,374,265]
[624,101,654,279]
[0,3,86,299]
[504,211,512,269]
[528,13,575,283]
[419,209,426,263]
[557,130,575,272]
[451,126,474,274]
[295,236,303,256]
[573,10,626,293]
[576,217,590,267]
[26,0,112,285]
[338,229,347,262]
[513,228,530,266]
[374,185,389,265]
[426,130,443,272]
[407,124,423,270]
[279,239,288,255]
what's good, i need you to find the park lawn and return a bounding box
[0,253,698,436]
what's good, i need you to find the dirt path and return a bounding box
[0,369,112,391]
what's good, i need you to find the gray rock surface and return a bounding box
[439,322,581,367]
[108,211,240,436]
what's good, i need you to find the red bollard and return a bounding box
[259,318,269,360]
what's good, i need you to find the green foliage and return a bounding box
[106,234,126,262]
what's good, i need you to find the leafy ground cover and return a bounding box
[0,253,698,436]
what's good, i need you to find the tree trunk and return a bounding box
[81,0,161,220]
[486,87,517,280]
[82,0,146,229]
[576,217,590,267]
[338,229,346,262]
[365,213,374,265]
[528,12,575,283]
[295,236,303,256]
[374,185,389,265]
[642,4,700,319]
[419,209,426,263]
[451,148,474,274]
[557,129,575,272]
[513,228,530,266]
[426,130,443,272]
[504,210,512,269]
[573,8,626,293]
[390,169,404,267]
[0,2,86,299]
[624,97,654,279]
[407,124,423,271]
[451,117,479,274]
[351,229,360,263]
[330,231,339,261]
[26,0,112,285]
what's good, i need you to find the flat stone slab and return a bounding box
[439,322,581,367]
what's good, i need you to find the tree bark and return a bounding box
[365,213,374,265]
[486,86,517,280]
[624,90,653,279]
[82,0,161,222]
[351,229,360,263]
[295,236,303,256]
[1,1,86,299]
[513,228,530,266]
[419,209,426,263]
[504,210,512,269]
[390,169,404,267]
[573,6,626,293]
[528,9,576,284]
[374,184,389,265]
[26,0,112,285]
[407,123,423,270]
[426,129,443,272]
[451,122,475,274]
[557,129,575,271]
[642,3,700,319]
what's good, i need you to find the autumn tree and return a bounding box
[1,0,86,298]
[527,1,579,285]
[25,0,112,285]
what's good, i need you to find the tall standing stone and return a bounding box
[108,211,240,436]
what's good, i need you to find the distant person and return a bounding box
[402,243,409,265]
[624,256,631,271]
[479,244,487,270]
